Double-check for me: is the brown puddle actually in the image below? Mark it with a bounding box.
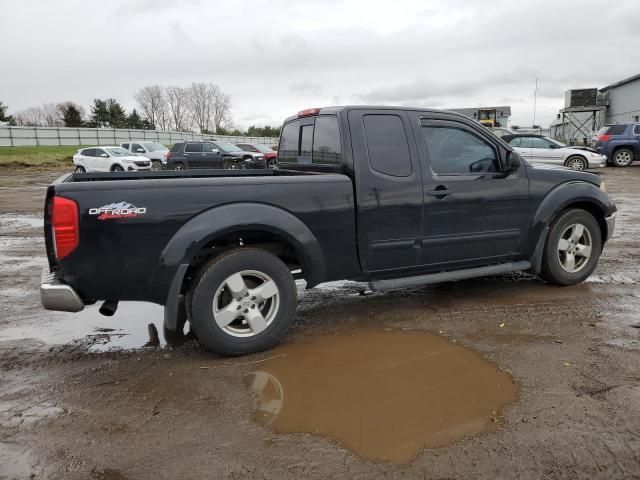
[246,330,518,464]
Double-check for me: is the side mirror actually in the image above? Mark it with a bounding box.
[505,151,521,171]
[212,148,220,154]
[136,148,145,153]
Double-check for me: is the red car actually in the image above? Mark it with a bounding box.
[236,143,278,169]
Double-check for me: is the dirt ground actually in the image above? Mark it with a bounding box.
[1,167,640,479]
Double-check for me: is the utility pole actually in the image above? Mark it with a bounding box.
[533,78,538,127]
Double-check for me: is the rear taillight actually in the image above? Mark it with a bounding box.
[598,134,611,142]
[52,196,79,259]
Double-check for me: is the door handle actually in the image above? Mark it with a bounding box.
[426,186,451,198]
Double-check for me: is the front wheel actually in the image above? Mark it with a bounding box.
[188,248,297,356]
[74,165,86,173]
[612,148,634,167]
[224,159,241,170]
[565,156,587,171]
[540,209,602,286]
[112,165,124,172]
[151,160,163,171]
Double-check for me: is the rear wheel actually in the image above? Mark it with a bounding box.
[268,158,278,170]
[565,156,587,171]
[111,164,124,172]
[612,148,634,167]
[188,248,297,356]
[540,209,602,286]
[173,162,185,171]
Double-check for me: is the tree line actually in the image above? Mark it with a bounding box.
[0,83,281,137]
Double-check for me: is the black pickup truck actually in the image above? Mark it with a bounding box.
[41,106,616,355]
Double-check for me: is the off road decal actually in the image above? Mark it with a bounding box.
[88,202,147,220]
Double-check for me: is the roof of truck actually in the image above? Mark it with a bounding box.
[283,105,472,124]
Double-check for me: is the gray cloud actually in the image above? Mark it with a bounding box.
[1,0,638,128]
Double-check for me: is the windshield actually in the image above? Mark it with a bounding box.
[253,144,275,153]
[106,147,132,157]
[214,142,243,153]
[544,136,566,147]
[142,142,167,152]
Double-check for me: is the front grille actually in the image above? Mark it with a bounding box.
[134,161,150,167]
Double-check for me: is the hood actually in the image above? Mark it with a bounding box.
[526,162,601,186]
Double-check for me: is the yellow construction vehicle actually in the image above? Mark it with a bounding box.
[477,108,501,128]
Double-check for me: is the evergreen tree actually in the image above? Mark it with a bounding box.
[89,99,110,127]
[107,98,127,128]
[0,101,8,121]
[126,109,144,129]
[61,104,83,127]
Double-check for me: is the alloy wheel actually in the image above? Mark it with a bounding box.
[557,223,592,273]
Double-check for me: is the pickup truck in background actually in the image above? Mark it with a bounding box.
[121,141,169,171]
[41,106,616,355]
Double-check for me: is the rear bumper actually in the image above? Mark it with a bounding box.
[40,269,84,312]
[605,213,616,241]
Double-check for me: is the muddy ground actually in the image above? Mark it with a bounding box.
[1,167,639,479]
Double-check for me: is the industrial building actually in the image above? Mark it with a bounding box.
[550,73,640,145]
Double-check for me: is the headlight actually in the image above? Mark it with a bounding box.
[600,181,606,192]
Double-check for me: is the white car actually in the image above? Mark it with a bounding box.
[503,134,607,170]
[73,146,152,173]
[120,141,169,171]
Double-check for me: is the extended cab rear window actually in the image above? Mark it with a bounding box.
[278,116,342,165]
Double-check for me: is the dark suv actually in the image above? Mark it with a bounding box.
[166,140,266,170]
[595,123,640,167]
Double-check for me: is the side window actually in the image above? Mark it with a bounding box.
[519,137,533,148]
[634,125,640,135]
[185,143,203,153]
[132,143,144,152]
[422,126,498,175]
[299,125,313,156]
[363,114,412,177]
[122,143,129,150]
[312,116,341,164]
[508,137,522,147]
[278,120,300,163]
[530,137,550,149]
[202,143,215,153]
[81,148,94,156]
[95,149,107,157]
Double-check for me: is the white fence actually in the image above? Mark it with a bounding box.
[0,126,278,147]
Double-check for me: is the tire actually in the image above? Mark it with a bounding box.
[565,156,587,171]
[112,164,124,172]
[188,248,297,356]
[612,148,634,167]
[151,160,163,171]
[268,159,278,170]
[173,162,185,171]
[540,208,602,286]
[74,165,86,173]
[224,159,240,170]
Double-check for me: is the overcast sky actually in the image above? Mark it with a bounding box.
[1,0,639,128]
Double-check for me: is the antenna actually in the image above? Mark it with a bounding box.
[533,78,538,126]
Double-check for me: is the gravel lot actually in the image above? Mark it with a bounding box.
[1,167,639,479]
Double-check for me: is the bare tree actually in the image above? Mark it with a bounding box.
[186,83,232,133]
[14,107,45,126]
[165,86,190,132]
[134,85,169,130]
[41,103,62,126]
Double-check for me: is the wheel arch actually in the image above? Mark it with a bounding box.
[160,202,326,288]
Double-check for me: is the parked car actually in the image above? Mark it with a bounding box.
[120,141,169,171]
[595,123,640,167]
[501,134,607,170]
[236,143,278,169]
[41,106,615,356]
[166,140,266,170]
[487,127,515,138]
[72,146,151,173]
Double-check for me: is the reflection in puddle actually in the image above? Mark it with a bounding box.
[247,330,518,464]
[0,302,195,352]
[0,441,33,479]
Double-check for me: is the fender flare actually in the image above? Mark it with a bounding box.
[527,181,613,272]
[160,202,326,286]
